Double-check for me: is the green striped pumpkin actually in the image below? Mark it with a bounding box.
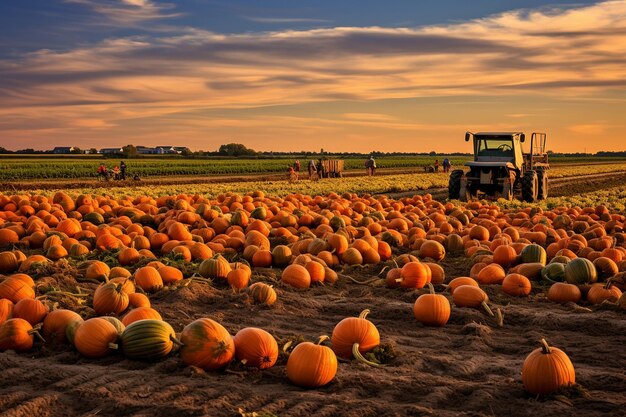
[198,255,231,280]
[541,263,566,284]
[250,206,267,220]
[121,319,178,360]
[549,256,571,265]
[564,258,597,285]
[520,244,547,265]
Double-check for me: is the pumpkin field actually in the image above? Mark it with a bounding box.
[1,176,625,417]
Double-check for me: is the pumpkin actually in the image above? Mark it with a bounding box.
[476,263,506,285]
[305,261,326,283]
[85,261,110,281]
[157,266,183,284]
[0,251,19,273]
[447,277,478,295]
[501,274,531,297]
[134,266,164,293]
[198,255,232,280]
[565,258,597,285]
[252,250,273,267]
[12,298,49,325]
[248,282,277,305]
[234,327,278,369]
[0,299,13,326]
[492,245,517,268]
[121,319,180,360]
[286,336,337,388]
[547,282,582,304]
[73,317,119,358]
[93,282,129,315]
[0,277,35,303]
[418,240,445,261]
[522,339,575,395]
[0,318,43,352]
[128,292,151,309]
[121,307,162,326]
[452,285,494,316]
[271,245,292,267]
[331,309,380,366]
[541,263,566,284]
[425,263,445,285]
[42,309,83,344]
[281,264,311,289]
[100,316,126,335]
[592,257,618,280]
[227,268,250,290]
[520,244,547,265]
[586,280,622,304]
[180,318,235,371]
[385,267,402,288]
[399,262,431,289]
[413,283,450,326]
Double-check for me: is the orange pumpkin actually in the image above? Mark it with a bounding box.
[281,264,311,289]
[501,273,532,297]
[286,336,337,387]
[42,309,83,344]
[93,282,129,315]
[121,307,162,326]
[522,339,575,394]
[0,318,41,352]
[128,292,151,309]
[413,283,450,327]
[180,318,235,371]
[73,317,119,358]
[399,262,431,289]
[248,282,277,305]
[134,266,164,293]
[452,285,494,316]
[234,327,278,369]
[12,298,49,325]
[331,309,380,366]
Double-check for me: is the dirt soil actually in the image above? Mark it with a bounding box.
[1,256,624,417]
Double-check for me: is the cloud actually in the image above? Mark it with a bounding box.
[1,1,625,151]
[568,124,607,134]
[244,17,332,24]
[65,0,180,25]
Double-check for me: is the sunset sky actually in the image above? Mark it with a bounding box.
[0,0,625,153]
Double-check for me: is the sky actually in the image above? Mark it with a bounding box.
[0,0,625,153]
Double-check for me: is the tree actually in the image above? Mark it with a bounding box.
[88,148,98,154]
[218,143,256,157]
[70,147,83,154]
[122,145,137,157]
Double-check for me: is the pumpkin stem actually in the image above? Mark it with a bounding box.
[316,335,330,345]
[539,338,551,354]
[282,340,294,353]
[170,335,184,346]
[378,266,389,276]
[495,308,504,327]
[481,301,495,317]
[352,343,381,367]
[358,309,370,319]
[28,326,46,344]
[108,342,119,350]
[341,274,379,285]
[426,282,435,295]
[604,279,613,290]
[240,359,248,365]
[392,258,399,269]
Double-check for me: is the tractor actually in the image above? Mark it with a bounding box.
[448,131,549,202]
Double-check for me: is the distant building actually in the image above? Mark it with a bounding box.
[136,146,159,155]
[99,147,123,154]
[156,146,190,154]
[53,146,77,154]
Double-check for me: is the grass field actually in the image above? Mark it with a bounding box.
[1,155,624,181]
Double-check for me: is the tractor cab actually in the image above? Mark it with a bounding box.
[449,131,549,202]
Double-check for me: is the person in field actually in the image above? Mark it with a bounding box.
[120,161,127,180]
[112,165,121,180]
[434,159,439,172]
[294,160,301,172]
[288,166,298,182]
[97,163,109,180]
[308,159,317,179]
[365,156,376,176]
[443,158,451,173]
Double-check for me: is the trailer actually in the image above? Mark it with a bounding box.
[318,159,344,178]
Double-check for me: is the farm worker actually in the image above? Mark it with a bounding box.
[112,165,121,180]
[443,158,451,173]
[294,160,301,172]
[308,159,317,179]
[120,161,127,180]
[317,159,325,178]
[434,159,439,172]
[97,163,108,179]
[366,156,376,176]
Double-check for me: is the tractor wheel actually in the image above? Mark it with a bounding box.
[522,170,538,202]
[448,170,464,200]
[537,169,548,200]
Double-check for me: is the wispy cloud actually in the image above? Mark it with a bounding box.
[65,0,180,24]
[1,1,625,151]
[244,16,332,24]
